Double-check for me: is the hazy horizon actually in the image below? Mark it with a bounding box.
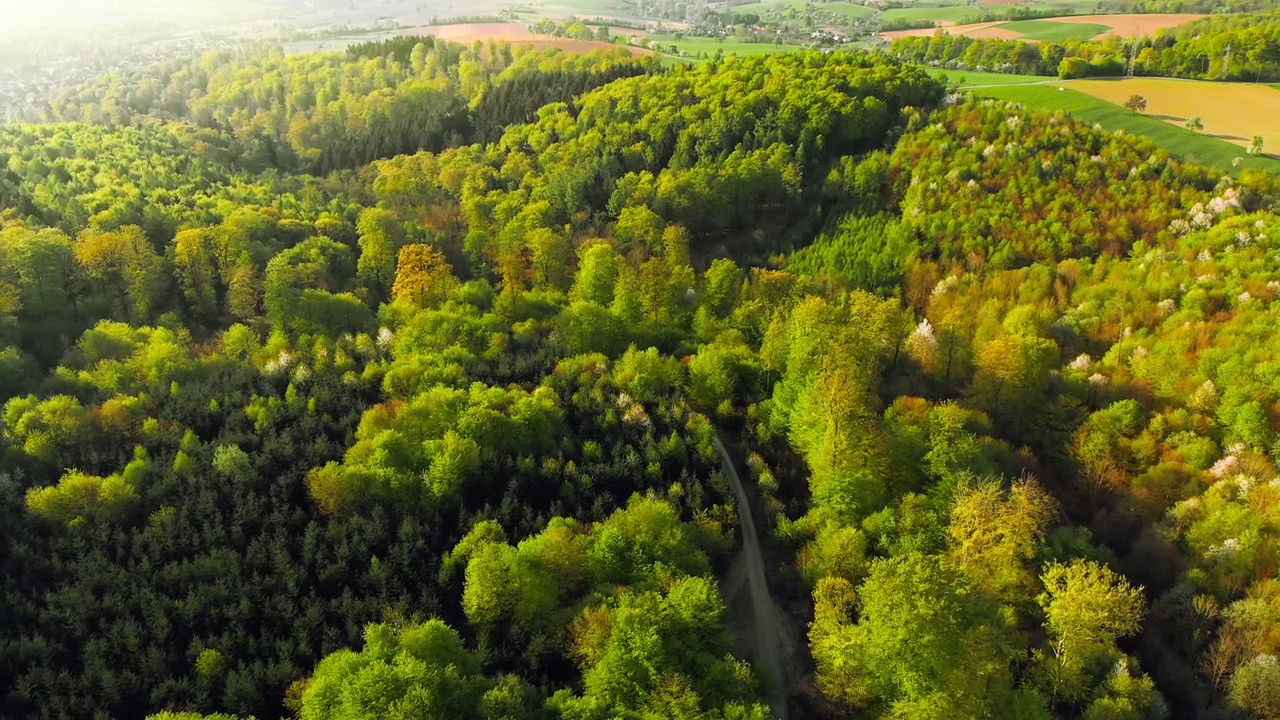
[0,0,514,47]
[0,0,282,45]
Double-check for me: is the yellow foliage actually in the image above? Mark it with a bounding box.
[391,243,455,307]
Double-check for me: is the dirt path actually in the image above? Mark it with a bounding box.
[713,431,790,719]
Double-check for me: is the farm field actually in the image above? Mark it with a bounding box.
[882,12,1205,40]
[879,6,988,24]
[1044,12,1206,37]
[525,0,631,17]
[1066,77,1280,154]
[978,83,1280,174]
[998,18,1110,41]
[642,35,805,58]
[408,22,651,54]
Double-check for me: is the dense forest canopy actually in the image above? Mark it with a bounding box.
[2,34,1280,720]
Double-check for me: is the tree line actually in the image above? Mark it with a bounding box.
[893,11,1280,82]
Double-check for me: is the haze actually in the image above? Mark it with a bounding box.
[0,0,277,41]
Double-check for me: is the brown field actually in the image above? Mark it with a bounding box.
[1066,78,1280,151]
[1049,13,1205,38]
[407,23,651,54]
[882,12,1204,41]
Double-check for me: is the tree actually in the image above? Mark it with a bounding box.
[356,208,404,305]
[571,243,620,305]
[73,225,163,323]
[264,236,356,333]
[701,257,741,318]
[1229,655,1280,719]
[0,227,82,358]
[225,264,262,320]
[1248,135,1265,156]
[391,243,455,307]
[171,228,220,324]
[1039,560,1145,699]
[813,552,1023,716]
[947,478,1055,604]
[526,227,571,291]
[298,620,500,720]
[26,468,139,525]
[1184,116,1203,131]
[1123,94,1147,113]
[558,301,625,357]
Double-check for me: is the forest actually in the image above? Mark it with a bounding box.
[891,11,1280,81]
[2,33,1280,720]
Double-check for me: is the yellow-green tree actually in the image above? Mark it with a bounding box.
[391,243,455,307]
[355,208,404,305]
[73,225,163,323]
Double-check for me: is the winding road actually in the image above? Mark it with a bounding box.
[713,431,790,719]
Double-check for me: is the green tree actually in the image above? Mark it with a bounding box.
[1229,654,1280,720]
[813,552,1024,716]
[1039,560,1145,699]
[571,243,620,306]
[73,225,162,323]
[356,208,404,305]
[172,228,220,324]
[299,620,500,720]
[947,478,1055,604]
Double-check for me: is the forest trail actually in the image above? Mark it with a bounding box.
[713,431,791,720]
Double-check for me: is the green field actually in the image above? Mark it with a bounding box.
[812,2,878,17]
[1035,0,1109,9]
[879,6,983,23]
[643,35,804,58]
[925,68,1052,87]
[997,19,1110,41]
[978,84,1280,174]
[733,0,876,16]
[530,0,630,14]
[730,0,808,11]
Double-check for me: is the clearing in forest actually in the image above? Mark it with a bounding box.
[1065,77,1280,154]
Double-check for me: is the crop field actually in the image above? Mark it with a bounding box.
[1065,78,1280,154]
[1043,12,1206,37]
[409,22,652,54]
[998,19,1110,41]
[977,83,1280,174]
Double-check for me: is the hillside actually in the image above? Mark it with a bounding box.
[1,38,1280,720]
